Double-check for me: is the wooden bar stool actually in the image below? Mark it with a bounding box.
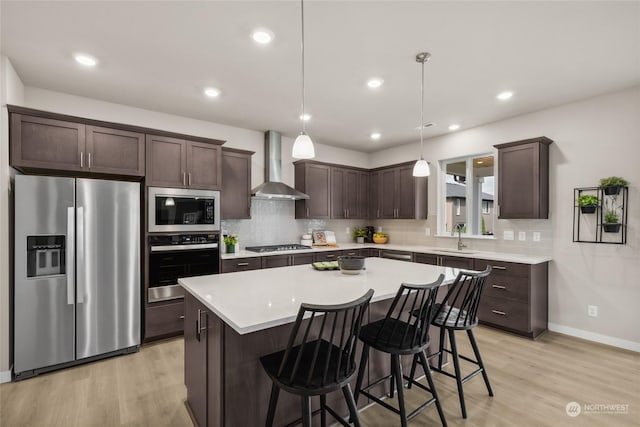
[353,275,447,427]
[260,289,374,427]
[409,266,494,419]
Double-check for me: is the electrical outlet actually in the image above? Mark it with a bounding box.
[519,231,526,241]
[588,305,598,317]
[425,227,431,236]
[346,227,351,234]
[378,226,383,233]
[503,230,514,240]
[533,232,541,242]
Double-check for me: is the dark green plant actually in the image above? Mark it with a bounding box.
[599,176,628,188]
[603,209,619,223]
[223,234,238,245]
[353,228,368,238]
[577,194,599,207]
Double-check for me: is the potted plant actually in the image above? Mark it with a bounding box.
[599,176,628,196]
[353,228,367,244]
[602,209,621,233]
[577,194,599,214]
[373,232,388,244]
[223,234,239,253]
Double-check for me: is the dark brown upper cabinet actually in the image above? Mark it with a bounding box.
[10,113,145,177]
[330,167,359,219]
[372,162,427,219]
[495,137,553,219]
[146,135,222,190]
[221,148,254,219]
[294,162,331,219]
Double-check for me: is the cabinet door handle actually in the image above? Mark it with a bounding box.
[88,152,91,169]
[182,172,186,186]
[80,152,84,168]
[326,254,335,258]
[179,315,185,320]
[196,308,207,341]
[492,265,507,270]
[492,284,506,290]
[237,262,249,266]
[188,172,192,186]
[491,310,506,316]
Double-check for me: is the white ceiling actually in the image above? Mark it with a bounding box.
[2,1,639,152]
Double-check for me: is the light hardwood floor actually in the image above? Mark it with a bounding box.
[1,326,638,426]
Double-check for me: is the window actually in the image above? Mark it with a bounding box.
[440,154,495,236]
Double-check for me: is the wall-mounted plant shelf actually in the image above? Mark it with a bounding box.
[573,186,628,244]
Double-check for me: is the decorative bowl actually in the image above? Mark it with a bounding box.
[373,235,388,244]
[338,256,365,275]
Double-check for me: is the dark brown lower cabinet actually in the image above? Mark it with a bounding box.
[474,258,548,338]
[261,253,314,269]
[440,255,474,270]
[221,257,262,273]
[145,301,184,340]
[312,250,342,262]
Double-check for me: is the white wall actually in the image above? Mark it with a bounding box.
[372,86,640,350]
[0,56,25,380]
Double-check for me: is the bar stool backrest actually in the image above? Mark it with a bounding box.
[375,274,445,350]
[435,267,492,328]
[277,289,374,389]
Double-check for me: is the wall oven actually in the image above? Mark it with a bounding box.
[148,234,220,303]
[148,187,220,233]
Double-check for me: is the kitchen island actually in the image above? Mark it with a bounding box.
[179,257,459,427]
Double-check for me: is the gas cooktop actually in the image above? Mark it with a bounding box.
[245,244,312,253]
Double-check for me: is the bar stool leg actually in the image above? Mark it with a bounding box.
[389,354,396,398]
[467,329,494,396]
[448,329,467,419]
[391,355,408,427]
[354,343,369,405]
[301,396,312,427]
[342,383,361,427]
[320,394,327,427]
[407,354,419,389]
[419,351,447,427]
[265,383,279,427]
[438,326,446,370]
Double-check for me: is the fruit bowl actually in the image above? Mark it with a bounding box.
[338,256,365,275]
[373,235,388,244]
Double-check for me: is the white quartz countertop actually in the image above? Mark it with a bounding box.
[221,242,552,265]
[179,257,459,335]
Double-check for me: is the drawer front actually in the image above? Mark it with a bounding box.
[291,253,314,265]
[484,275,529,303]
[413,253,438,265]
[341,249,362,257]
[361,248,379,257]
[441,256,474,270]
[145,301,184,340]
[478,295,530,332]
[262,255,290,269]
[313,251,341,262]
[379,250,413,262]
[222,257,262,273]
[474,258,530,278]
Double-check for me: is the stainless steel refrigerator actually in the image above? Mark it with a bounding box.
[14,175,140,379]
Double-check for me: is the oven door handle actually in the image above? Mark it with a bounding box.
[151,243,219,252]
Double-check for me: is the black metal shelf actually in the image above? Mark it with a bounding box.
[573,186,628,244]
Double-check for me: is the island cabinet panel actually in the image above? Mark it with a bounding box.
[474,258,548,338]
[294,162,331,219]
[221,257,262,273]
[221,148,253,219]
[495,136,552,219]
[85,126,145,176]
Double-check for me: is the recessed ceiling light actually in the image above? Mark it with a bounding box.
[252,29,274,44]
[448,124,460,131]
[496,91,514,100]
[370,132,381,140]
[476,160,484,164]
[74,54,97,67]
[367,78,384,89]
[204,87,221,98]
[299,114,311,121]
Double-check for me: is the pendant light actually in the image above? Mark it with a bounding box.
[412,52,431,177]
[291,0,315,159]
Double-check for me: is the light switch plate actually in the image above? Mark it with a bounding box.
[503,230,514,240]
[533,232,541,242]
[519,231,526,241]
[425,227,431,236]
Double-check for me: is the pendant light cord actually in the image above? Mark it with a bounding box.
[420,55,424,159]
[300,0,306,134]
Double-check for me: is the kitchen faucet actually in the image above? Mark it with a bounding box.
[455,223,467,251]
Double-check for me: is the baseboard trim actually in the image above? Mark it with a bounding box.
[548,323,640,352]
[0,369,11,384]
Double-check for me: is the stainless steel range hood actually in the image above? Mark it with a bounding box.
[251,131,310,200]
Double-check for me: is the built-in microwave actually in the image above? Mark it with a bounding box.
[148,187,220,233]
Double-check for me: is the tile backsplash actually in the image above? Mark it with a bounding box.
[223,199,553,256]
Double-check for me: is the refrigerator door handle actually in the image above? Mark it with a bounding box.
[76,206,85,304]
[66,207,75,305]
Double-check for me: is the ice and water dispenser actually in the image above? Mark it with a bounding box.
[26,236,66,278]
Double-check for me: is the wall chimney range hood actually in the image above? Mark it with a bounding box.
[251,131,310,200]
